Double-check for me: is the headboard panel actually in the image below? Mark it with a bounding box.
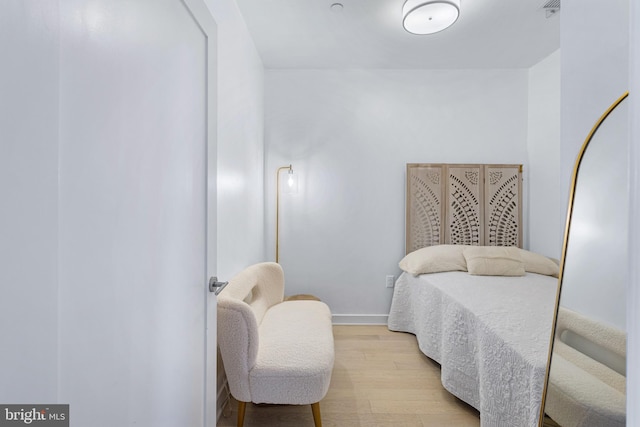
[406,163,522,254]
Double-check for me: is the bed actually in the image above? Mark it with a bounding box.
[388,266,557,426]
[388,163,560,426]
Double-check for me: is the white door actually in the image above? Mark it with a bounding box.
[57,1,217,426]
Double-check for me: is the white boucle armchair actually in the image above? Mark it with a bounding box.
[217,262,334,427]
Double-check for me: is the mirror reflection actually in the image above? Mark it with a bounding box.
[541,93,628,427]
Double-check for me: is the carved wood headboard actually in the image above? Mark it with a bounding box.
[406,163,523,254]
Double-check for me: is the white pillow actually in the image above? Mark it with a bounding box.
[517,248,560,277]
[399,244,469,275]
[463,246,525,276]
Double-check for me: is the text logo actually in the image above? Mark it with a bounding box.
[0,405,68,427]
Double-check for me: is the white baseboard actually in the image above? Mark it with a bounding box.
[332,314,389,325]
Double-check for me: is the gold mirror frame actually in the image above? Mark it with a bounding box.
[538,91,629,426]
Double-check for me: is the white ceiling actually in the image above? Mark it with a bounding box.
[235,0,560,69]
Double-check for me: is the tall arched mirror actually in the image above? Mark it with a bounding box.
[540,92,629,427]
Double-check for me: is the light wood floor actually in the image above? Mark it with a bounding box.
[217,325,480,427]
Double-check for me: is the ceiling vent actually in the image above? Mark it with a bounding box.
[542,0,560,18]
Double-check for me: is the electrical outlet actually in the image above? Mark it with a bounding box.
[386,275,395,288]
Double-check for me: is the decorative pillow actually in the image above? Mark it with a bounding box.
[399,244,468,275]
[517,248,560,277]
[463,246,525,276]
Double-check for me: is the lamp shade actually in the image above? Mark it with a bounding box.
[402,0,460,35]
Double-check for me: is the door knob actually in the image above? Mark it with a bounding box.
[209,277,228,295]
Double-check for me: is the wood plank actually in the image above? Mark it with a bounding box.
[217,325,480,427]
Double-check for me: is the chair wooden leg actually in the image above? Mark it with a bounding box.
[311,402,322,427]
[237,401,247,427]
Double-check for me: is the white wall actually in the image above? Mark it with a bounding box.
[0,0,59,402]
[527,50,562,260]
[206,0,265,281]
[265,69,530,320]
[560,0,629,208]
[627,0,640,423]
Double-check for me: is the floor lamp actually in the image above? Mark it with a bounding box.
[276,164,297,263]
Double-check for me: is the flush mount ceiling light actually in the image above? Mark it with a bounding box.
[402,0,460,35]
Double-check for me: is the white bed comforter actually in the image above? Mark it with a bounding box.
[387,271,557,427]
